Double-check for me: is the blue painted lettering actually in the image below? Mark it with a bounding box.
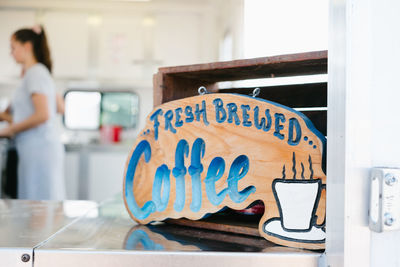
[288,118,302,146]
[172,140,189,212]
[274,113,286,140]
[126,139,256,219]
[195,100,209,125]
[227,103,240,125]
[188,138,205,212]
[253,106,272,132]
[185,106,194,123]
[175,108,183,127]
[152,164,170,212]
[125,140,156,219]
[164,110,176,134]
[227,155,256,203]
[150,109,163,140]
[240,105,252,127]
[204,157,228,206]
[212,98,227,123]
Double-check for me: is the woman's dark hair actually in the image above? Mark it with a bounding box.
[13,25,52,73]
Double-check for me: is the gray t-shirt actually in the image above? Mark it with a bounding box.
[11,63,59,144]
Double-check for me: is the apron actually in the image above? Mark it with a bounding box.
[16,138,65,200]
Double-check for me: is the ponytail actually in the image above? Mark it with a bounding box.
[13,25,52,73]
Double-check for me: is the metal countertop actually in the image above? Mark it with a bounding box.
[0,195,323,267]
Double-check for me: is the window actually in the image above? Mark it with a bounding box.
[64,90,139,130]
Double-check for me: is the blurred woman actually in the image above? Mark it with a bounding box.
[0,25,65,200]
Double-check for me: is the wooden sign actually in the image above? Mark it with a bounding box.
[123,93,326,250]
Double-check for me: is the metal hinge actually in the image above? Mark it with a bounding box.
[369,168,400,232]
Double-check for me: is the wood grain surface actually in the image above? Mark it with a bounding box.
[123,93,326,250]
[153,50,327,106]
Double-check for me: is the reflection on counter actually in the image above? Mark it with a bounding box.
[124,224,272,252]
[34,194,316,253]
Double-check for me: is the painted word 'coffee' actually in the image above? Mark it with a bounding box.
[125,137,256,220]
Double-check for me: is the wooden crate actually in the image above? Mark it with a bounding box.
[153,50,327,135]
[152,50,328,240]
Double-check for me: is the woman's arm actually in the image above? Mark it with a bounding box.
[0,93,49,137]
[56,92,65,114]
[0,106,12,123]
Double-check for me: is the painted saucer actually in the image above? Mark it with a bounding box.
[263,218,325,243]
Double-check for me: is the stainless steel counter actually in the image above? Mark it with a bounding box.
[0,199,97,266]
[0,195,323,266]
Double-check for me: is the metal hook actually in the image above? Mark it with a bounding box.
[198,86,208,95]
[252,87,260,98]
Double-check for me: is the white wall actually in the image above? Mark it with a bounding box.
[244,0,328,58]
[0,10,36,78]
[214,0,245,61]
[0,10,36,102]
[369,0,400,265]
[328,0,400,266]
[43,11,90,79]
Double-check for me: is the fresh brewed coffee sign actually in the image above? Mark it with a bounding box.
[123,93,326,250]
